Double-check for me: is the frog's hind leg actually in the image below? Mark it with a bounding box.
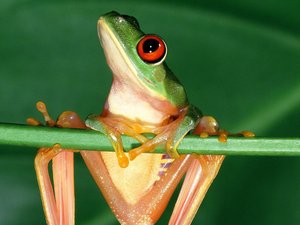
[34,145,75,225]
[169,115,254,224]
[34,145,63,225]
[52,149,75,225]
[34,144,75,225]
[169,155,224,225]
[30,101,84,225]
[168,116,224,225]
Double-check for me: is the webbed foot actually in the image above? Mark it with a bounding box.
[196,116,255,142]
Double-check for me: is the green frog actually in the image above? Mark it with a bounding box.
[32,11,253,225]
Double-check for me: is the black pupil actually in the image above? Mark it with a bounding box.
[143,38,160,53]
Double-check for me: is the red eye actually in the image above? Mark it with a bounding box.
[137,35,166,64]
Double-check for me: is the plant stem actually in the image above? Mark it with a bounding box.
[0,123,300,156]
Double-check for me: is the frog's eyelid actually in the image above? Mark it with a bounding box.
[121,15,140,29]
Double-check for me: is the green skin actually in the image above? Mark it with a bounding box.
[85,11,203,161]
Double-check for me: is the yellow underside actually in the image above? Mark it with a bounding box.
[101,152,164,204]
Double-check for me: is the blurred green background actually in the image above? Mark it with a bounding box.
[1,0,300,224]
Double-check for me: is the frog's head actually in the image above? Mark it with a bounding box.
[98,11,187,108]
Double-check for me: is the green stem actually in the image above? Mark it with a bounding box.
[0,123,300,156]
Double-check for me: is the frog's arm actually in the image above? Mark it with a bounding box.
[127,105,202,160]
[85,114,149,167]
[85,115,129,167]
[86,105,202,164]
[165,105,202,158]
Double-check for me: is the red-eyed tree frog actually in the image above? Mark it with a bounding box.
[30,11,253,225]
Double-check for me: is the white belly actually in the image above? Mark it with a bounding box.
[107,82,167,125]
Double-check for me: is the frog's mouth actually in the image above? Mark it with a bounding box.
[97,17,140,86]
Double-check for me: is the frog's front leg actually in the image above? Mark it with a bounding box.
[85,114,149,167]
[128,105,202,160]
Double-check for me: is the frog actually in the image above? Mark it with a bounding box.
[30,11,253,225]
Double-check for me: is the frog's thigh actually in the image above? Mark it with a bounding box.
[34,146,62,225]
